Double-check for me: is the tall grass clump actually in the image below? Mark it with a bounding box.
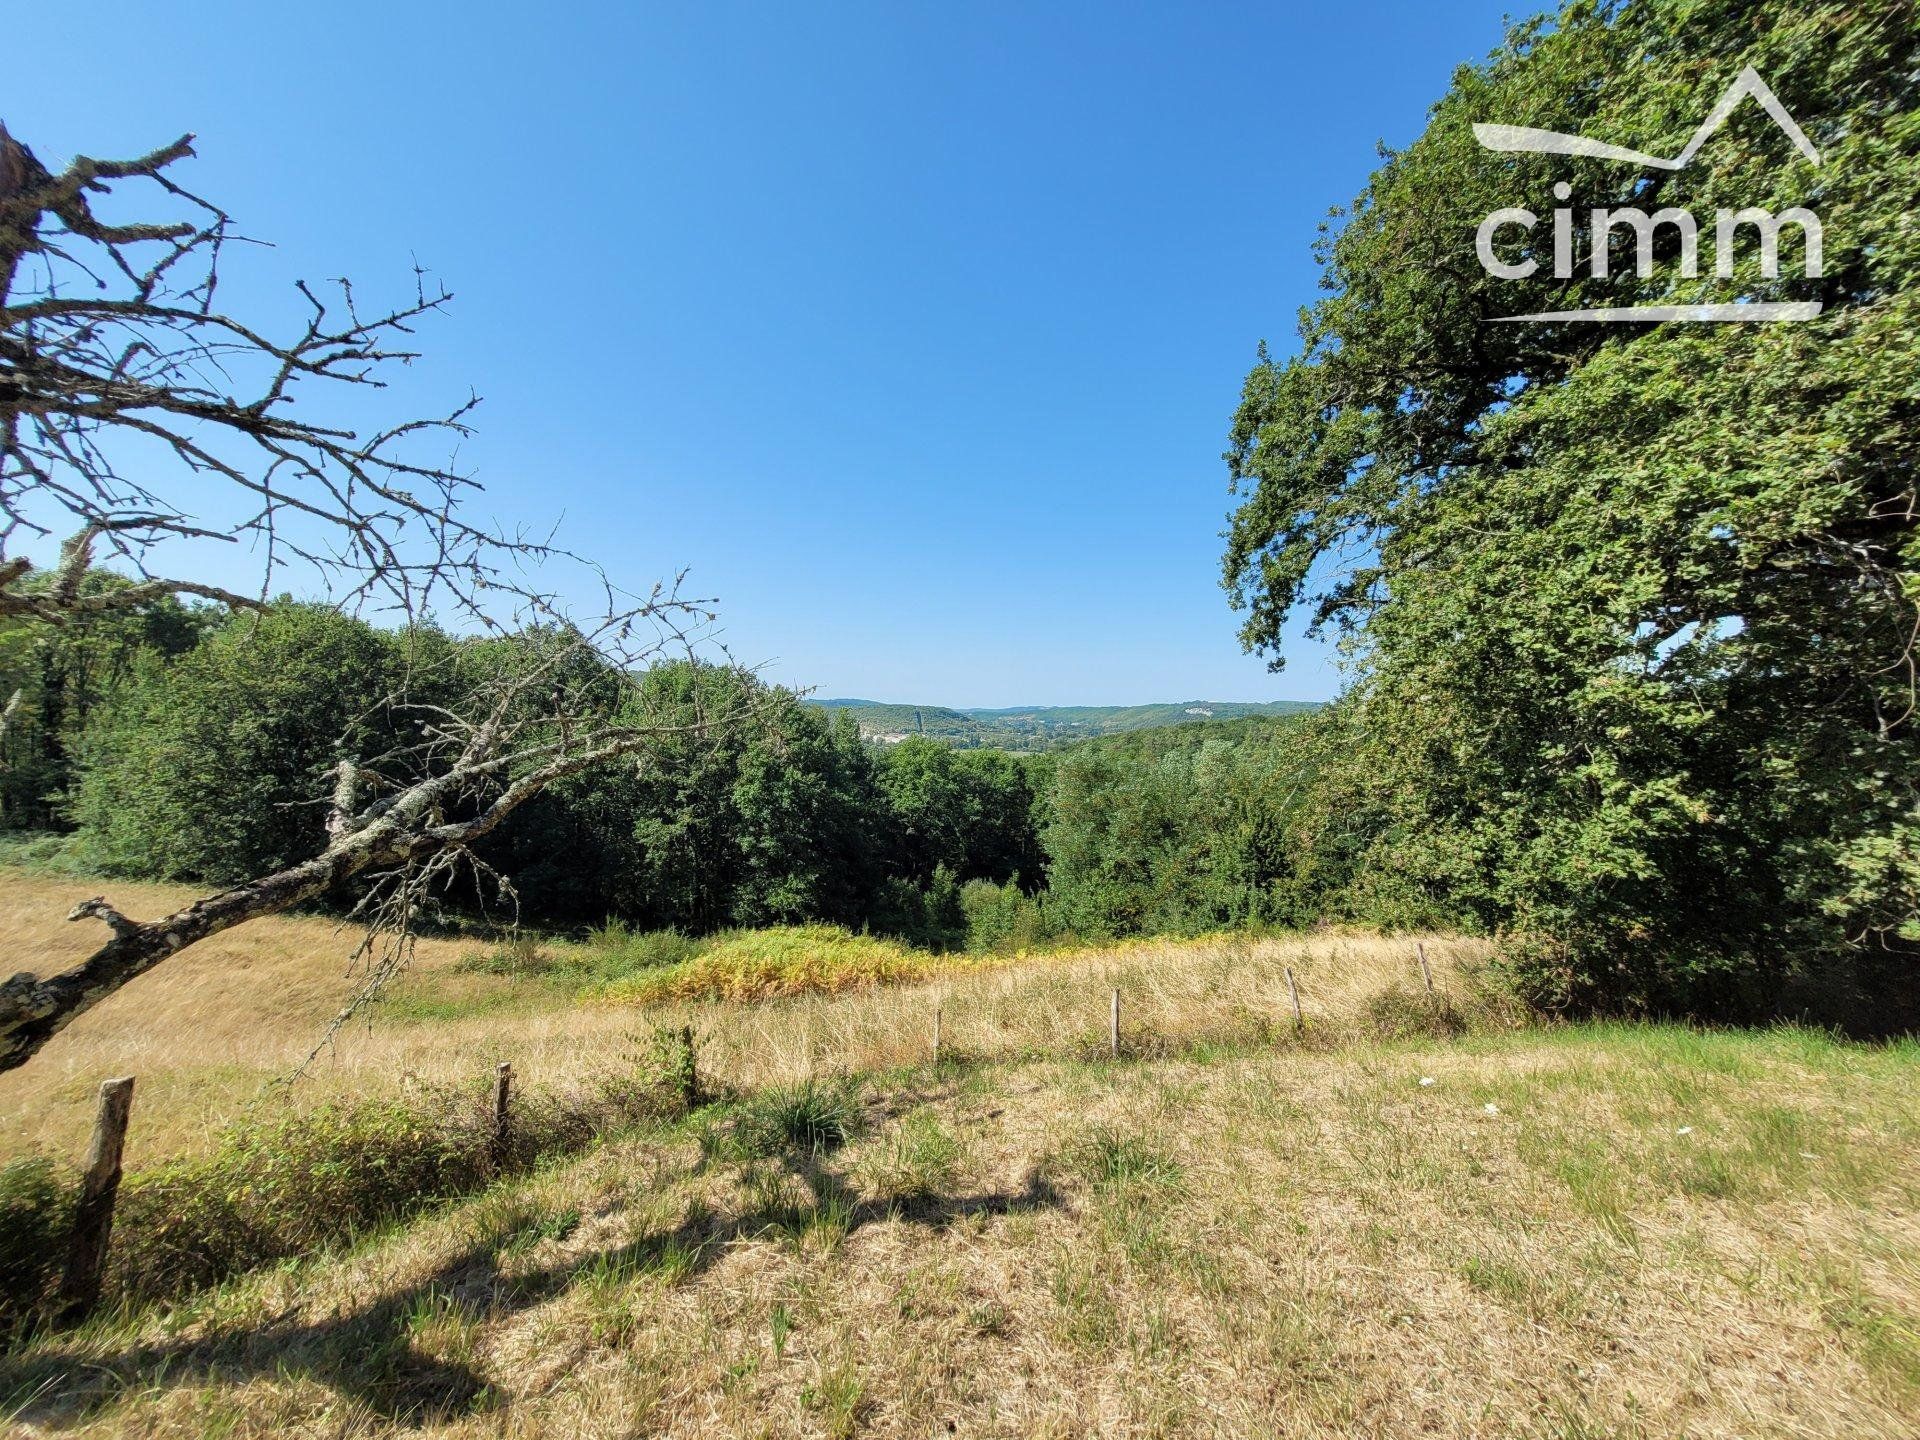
[576,921,703,980]
[704,1079,865,1161]
[103,1095,497,1302]
[458,932,558,978]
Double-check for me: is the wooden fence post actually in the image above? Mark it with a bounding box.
[490,1062,513,1170]
[1417,942,1435,998]
[677,1025,698,1109]
[1286,966,1304,1033]
[1109,987,1121,1060]
[932,1002,943,1065]
[58,1075,134,1322]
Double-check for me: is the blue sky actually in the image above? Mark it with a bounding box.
[12,2,1519,706]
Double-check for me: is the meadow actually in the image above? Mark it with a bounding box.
[2,869,1917,1438]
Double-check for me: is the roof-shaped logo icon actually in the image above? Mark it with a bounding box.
[1474,66,1819,170]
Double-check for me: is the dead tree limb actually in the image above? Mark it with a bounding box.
[0,122,742,1072]
[0,120,548,627]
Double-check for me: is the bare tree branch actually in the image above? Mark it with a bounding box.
[0,120,566,627]
[0,123,737,1070]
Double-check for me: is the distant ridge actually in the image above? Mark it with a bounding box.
[808,698,1320,749]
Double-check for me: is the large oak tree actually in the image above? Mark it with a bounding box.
[1221,0,1917,1016]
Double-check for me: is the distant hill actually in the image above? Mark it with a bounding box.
[810,698,1321,749]
[810,701,983,744]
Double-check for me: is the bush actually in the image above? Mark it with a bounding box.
[960,878,1062,953]
[868,869,968,952]
[603,925,937,1003]
[0,1155,74,1333]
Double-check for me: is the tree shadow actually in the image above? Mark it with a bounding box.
[0,1160,1066,1430]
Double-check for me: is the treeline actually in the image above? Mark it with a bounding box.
[7,556,1912,1035]
[1,593,1353,953]
[4,601,1028,946]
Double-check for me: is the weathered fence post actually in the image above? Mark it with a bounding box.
[1417,942,1435,998]
[490,1062,513,1170]
[58,1075,134,1322]
[932,1002,943,1065]
[1285,966,1304,1033]
[1109,987,1121,1060]
[677,1025,699,1109]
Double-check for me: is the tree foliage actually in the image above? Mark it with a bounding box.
[1221,0,1918,1015]
[66,613,1057,949]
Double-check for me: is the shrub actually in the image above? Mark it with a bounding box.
[866,869,968,952]
[0,1155,74,1333]
[960,878,1062,953]
[708,1079,864,1160]
[603,925,935,1003]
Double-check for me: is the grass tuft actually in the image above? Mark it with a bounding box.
[703,1078,866,1163]
[859,1110,962,1204]
[1073,1127,1182,1190]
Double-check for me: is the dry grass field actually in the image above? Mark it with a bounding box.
[0,871,1493,1165]
[3,868,1918,1439]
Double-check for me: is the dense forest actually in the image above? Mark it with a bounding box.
[0,592,1340,954]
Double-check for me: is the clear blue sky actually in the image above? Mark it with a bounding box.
[14,2,1519,706]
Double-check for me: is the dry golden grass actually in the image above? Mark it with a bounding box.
[6,1030,1918,1438]
[4,867,1917,1438]
[0,870,477,1163]
[0,868,1491,1164]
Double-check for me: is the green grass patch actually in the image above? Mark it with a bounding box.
[858,1110,962,1203]
[1073,1127,1182,1191]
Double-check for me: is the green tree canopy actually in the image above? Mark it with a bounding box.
[74,606,461,882]
[1222,0,1918,1015]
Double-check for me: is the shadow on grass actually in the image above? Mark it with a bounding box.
[1,1163,1065,1430]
